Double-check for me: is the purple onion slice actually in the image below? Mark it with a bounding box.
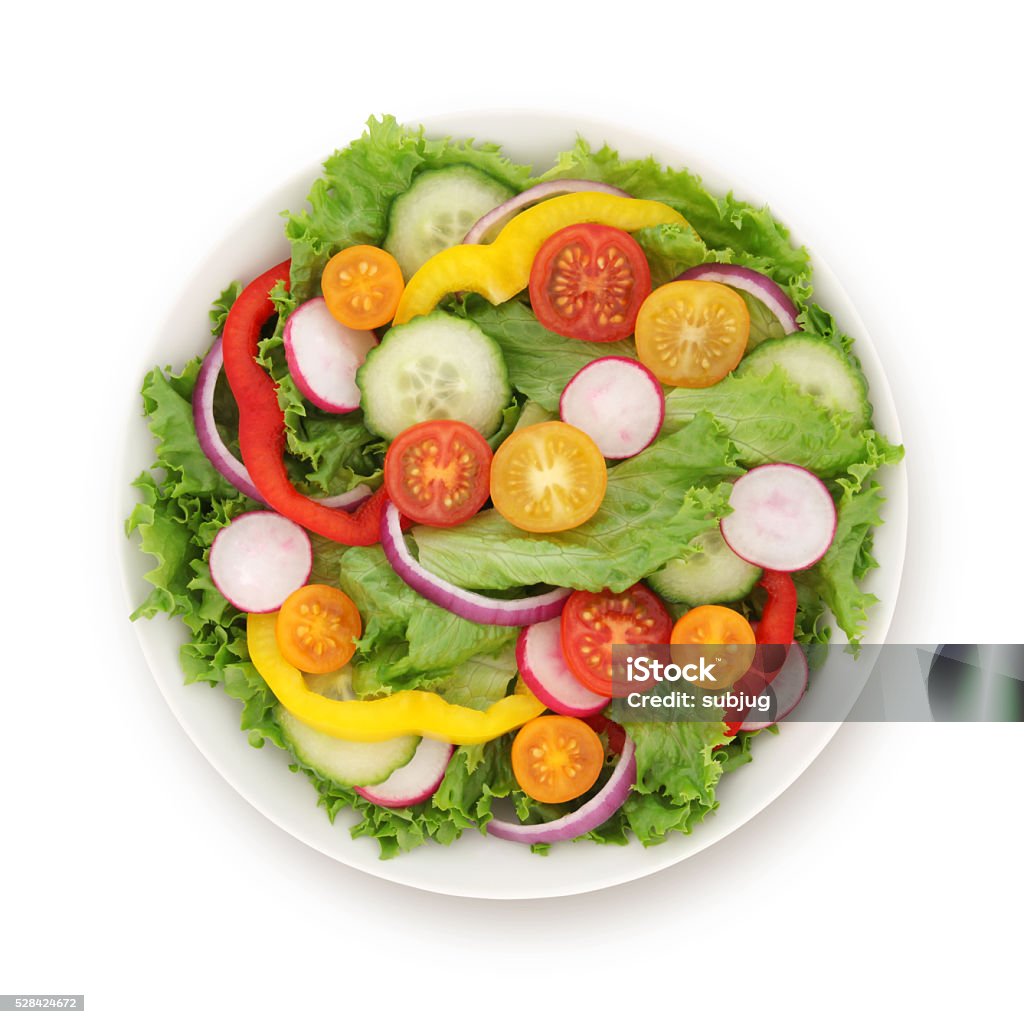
[193,337,265,502]
[676,263,800,334]
[486,736,637,844]
[464,179,631,245]
[380,501,570,627]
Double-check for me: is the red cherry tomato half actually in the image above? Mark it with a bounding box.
[561,583,673,697]
[383,419,492,527]
[528,223,652,343]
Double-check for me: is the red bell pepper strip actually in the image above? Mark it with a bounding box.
[221,260,386,546]
[753,570,798,668]
[724,571,798,735]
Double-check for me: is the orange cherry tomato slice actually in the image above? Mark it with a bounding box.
[511,715,605,803]
[528,223,651,343]
[635,280,750,388]
[275,584,362,674]
[321,245,404,330]
[560,583,673,697]
[490,422,607,533]
[670,604,756,690]
[383,419,492,527]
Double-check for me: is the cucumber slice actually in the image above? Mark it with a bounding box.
[357,311,511,440]
[384,166,513,279]
[646,528,761,605]
[275,707,420,788]
[738,332,871,429]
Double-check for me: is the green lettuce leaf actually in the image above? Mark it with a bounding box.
[798,472,890,644]
[127,359,280,748]
[429,647,518,710]
[540,137,811,295]
[321,544,516,688]
[285,114,535,302]
[413,414,737,592]
[662,365,897,477]
[463,298,637,412]
[208,281,242,335]
[633,222,720,288]
[617,721,730,844]
[140,360,237,500]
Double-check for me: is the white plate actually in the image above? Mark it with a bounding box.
[118,112,907,900]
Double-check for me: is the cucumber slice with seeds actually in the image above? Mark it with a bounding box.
[384,166,513,279]
[275,706,420,788]
[357,311,511,440]
[738,332,871,429]
[646,528,761,605]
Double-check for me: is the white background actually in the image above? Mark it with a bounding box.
[3,1,1022,1020]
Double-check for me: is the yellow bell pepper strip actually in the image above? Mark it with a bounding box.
[248,613,545,743]
[392,192,690,324]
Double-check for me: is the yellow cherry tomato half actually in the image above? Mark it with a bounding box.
[275,584,362,674]
[490,422,608,533]
[670,604,756,690]
[635,280,750,388]
[321,245,404,330]
[511,716,605,803]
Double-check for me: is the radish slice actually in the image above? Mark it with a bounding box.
[209,511,312,612]
[676,263,800,335]
[193,339,372,511]
[720,463,837,571]
[355,738,455,808]
[737,644,809,731]
[464,179,631,245]
[381,502,570,626]
[193,338,265,503]
[517,619,609,716]
[284,298,376,414]
[559,357,665,459]
[487,737,636,844]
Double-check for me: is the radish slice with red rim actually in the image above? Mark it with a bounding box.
[463,179,631,245]
[209,511,312,612]
[676,263,800,335]
[720,463,837,571]
[559,356,665,459]
[486,736,636,844]
[193,338,373,511]
[517,619,610,717]
[284,298,377,414]
[355,738,455,808]
[736,644,809,731]
[381,501,570,626]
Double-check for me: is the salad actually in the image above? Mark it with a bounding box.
[128,115,903,858]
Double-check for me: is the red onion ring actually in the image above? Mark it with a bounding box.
[193,337,265,502]
[486,736,637,844]
[193,338,373,511]
[380,501,571,626]
[676,263,801,334]
[464,179,631,245]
